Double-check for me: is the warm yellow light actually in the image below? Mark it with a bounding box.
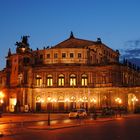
[118,100,122,104]
[90,98,97,103]
[0,99,3,104]
[65,98,70,102]
[47,96,51,101]
[83,96,87,100]
[71,96,75,100]
[21,47,26,52]
[41,99,45,103]
[115,97,122,104]
[132,96,138,102]
[51,98,57,102]
[78,98,84,102]
[10,98,17,106]
[0,91,4,98]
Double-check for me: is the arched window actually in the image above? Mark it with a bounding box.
[47,74,53,86]
[58,74,64,86]
[81,74,88,86]
[70,74,76,86]
[36,74,42,86]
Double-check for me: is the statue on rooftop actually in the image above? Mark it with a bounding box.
[15,35,31,53]
[22,36,30,46]
[15,36,30,47]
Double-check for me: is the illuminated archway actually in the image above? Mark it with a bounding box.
[128,94,138,112]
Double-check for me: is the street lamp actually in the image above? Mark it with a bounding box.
[47,96,52,126]
[131,96,138,102]
[90,98,97,104]
[115,97,122,105]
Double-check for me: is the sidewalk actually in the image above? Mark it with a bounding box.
[0,113,140,137]
[27,113,140,130]
[0,113,68,124]
[25,117,116,131]
[0,112,139,124]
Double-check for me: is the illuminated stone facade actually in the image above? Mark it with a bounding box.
[0,33,140,113]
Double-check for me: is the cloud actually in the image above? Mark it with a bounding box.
[121,39,140,59]
[123,48,140,59]
[124,39,140,48]
[120,39,140,66]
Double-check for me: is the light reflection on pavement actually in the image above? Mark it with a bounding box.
[0,113,139,137]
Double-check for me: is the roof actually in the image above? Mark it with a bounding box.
[52,33,98,49]
[51,32,117,54]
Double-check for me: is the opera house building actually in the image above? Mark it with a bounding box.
[0,33,140,113]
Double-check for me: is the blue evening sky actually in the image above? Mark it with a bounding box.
[0,0,140,69]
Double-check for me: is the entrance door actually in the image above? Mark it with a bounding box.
[70,102,76,111]
[36,102,41,112]
[58,102,64,112]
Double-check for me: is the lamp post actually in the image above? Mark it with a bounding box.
[48,106,50,126]
[47,96,52,126]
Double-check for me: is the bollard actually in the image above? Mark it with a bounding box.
[48,112,50,126]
